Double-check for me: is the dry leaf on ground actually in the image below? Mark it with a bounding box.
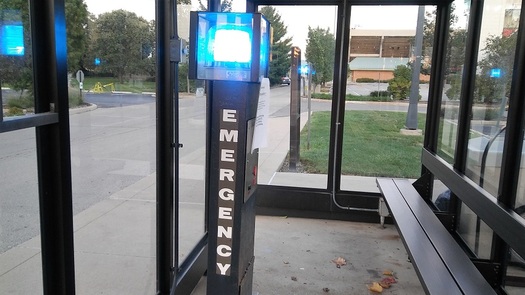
[381,276,397,284]
[383,270,394,276]
[379,276,397,289]
[367,282,383,293]
[331,257,347,268]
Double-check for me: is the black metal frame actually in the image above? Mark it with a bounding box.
[155,0,175,293]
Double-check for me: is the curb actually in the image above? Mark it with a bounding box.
[69,103,97,115]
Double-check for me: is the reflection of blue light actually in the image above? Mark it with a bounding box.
[0,24,24,56]
[95,58,101,65]
[490,68,501,78]
[300,65,309,75]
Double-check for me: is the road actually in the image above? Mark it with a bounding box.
[0,86,427,253]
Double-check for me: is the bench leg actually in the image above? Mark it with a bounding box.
[378,198,389,228]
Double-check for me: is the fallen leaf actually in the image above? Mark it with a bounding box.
[291,276,297,281]
[381,276,397,285]
[383,270,394,276]
[367,282,383,293]
[283,261,289,264]
[322,287,330,292]
[378,281,391,289]
[331,257,347,268]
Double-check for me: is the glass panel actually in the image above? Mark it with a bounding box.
[506,247,525,294]
[465,0,520,195]
[177,4,206,265]
[431,178,451,211]
[178,86,207,263]
[460,0,520,259]
[71,99,157,293]
[73,1,157,292]
[342,5,430,191]
[257,5,335,189]
[516,142,525,217]
[0,2,34,119]
[438,0,470,162]
[0,130,42,293]
[458,203,493,259]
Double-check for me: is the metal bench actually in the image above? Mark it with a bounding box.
[376,178,496,295]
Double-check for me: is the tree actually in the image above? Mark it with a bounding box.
[90,10,154,82]
[197,0,233,11]
[259,6,292,86]
[305,26,335,90]
[423,4,465,75]
[388,65,412,100]
[474,32,517,103]
[65,0,89,72]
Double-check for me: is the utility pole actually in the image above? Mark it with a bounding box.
[406,5,425,130]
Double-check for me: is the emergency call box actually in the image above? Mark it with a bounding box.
[188,12,270,82]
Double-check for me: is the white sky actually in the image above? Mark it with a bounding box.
[84,1,468,52]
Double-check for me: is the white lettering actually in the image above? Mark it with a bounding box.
[219,129,238,142]
[218,188,234,201]
[217,262,231,275]
[217,226,232,239]
[219,169,234,181]
[217,245,232,257]
[218,207,232,220]
[223,109,237,122]
[221,149,235,162]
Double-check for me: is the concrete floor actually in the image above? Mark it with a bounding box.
[192,216,424,295]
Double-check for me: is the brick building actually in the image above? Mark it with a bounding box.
[348,29,430,82]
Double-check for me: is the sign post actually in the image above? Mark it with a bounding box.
[289,46,301,171]
[189,12,270,295]
[75,70,84,101]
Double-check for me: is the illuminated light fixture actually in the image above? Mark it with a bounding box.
[0,23,24,56]
[189,12,270,82]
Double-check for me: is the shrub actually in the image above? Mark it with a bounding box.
[312,93,331,99]
[7,96,33,109]
[6,107,24,116]
[68,88,84,107]
[356,77,376,83]
[369,90,390,97]
[472,107,501,120]
[388,65,411,100]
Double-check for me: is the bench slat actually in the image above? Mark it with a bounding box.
[377,178,462,295]
[392,179,496,295]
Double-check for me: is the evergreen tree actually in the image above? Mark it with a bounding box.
[259,6,292,86]
[388,65,412,100]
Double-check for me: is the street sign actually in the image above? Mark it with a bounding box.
[75,70,84,83]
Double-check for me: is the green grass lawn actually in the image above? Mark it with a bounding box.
[300,110,425,178]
